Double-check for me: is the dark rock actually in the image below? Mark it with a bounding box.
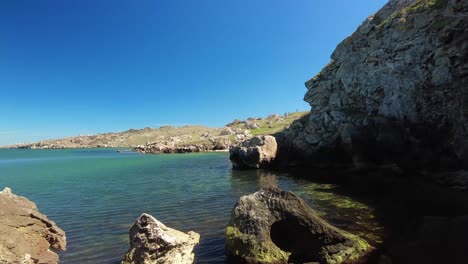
[279,0,468,171]
[226,188,372,264]
[390,215,468,264]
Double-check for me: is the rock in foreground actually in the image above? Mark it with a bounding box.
[226,188,372,264]
[229,135,278,169]
[0,187,66,264]
[122,213,200,264]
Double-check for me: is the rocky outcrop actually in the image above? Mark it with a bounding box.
[225,188,372,264]
[0,187,66,264]
[134,143,210,154]
[280,0,468,170]
[229,135,278,169]
[122,213,200,264]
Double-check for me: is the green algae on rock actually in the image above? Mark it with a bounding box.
[225,188,373,264]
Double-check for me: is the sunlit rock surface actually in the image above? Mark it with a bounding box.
[122,213,199,264]
[229,135,278,169]
[0,187,66,264]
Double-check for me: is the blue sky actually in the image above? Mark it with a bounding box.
[0,0,387,145]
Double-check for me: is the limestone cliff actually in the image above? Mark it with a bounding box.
[281,0,468,170]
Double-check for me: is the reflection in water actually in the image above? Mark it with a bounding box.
[229,169,279,197]
[292,182,384,245]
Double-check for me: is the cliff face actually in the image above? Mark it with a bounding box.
[284,0,468,170]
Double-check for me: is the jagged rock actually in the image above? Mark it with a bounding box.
[280,0,468,170]
[0,187,66,264]
[229,135,277,169]
[122,213,200,264]
[226,188,372,264]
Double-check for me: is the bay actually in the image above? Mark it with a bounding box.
[0,149,382,263]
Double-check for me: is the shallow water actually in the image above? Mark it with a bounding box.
[0,149,383,263]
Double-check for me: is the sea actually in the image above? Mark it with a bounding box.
[0,148,383,263]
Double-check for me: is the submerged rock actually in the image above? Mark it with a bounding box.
[122,213,200,264]
[226,188,372,264]
[0,187,66,264]
[229,135,278,169]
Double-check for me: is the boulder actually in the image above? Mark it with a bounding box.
[226,188,372,264]
[246,122,260,129]
[0,187,66,264]
[122,213,200,264]
[220,127,235,136]
[229,135,278,169]
[213,139,230,150]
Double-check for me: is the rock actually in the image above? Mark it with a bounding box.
[226,188,372,264]
[0,187,66,264]
[213,139,230,150]
[246,122,260,129]
[220,127,235,136]
[280,0,468,170]
[229,135,278,169]
[122,213,200,264]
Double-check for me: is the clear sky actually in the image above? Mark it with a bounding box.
[0,0,387,145]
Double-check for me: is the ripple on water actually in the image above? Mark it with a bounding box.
[0,149,384,263]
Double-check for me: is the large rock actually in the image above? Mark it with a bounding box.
[229,135,278,169]
[280,0,468,170]
[0,187,66,264]
[121,213,200,264]
[225,188,372,264]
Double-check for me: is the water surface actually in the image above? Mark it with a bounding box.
[0,149,383,263]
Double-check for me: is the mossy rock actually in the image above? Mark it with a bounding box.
[225,188,373,264]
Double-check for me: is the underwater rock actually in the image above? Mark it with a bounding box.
[225,187,372,264]
[122,213,200,264]
[229,135,278,169]
[0,187,66,264]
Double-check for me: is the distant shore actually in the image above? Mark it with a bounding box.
[3,112,308,152]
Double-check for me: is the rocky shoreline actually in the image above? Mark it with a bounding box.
[2,0,467,263]
[4,112,307,152]
[226,0,468,263]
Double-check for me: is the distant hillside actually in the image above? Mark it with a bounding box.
[4,111,308,150]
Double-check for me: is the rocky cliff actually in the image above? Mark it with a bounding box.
[280,0,468,170]
[0,187,66,264]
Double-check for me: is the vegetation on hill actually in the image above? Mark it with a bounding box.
[4,111,309,150]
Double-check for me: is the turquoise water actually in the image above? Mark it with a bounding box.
[0,149,383,263]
